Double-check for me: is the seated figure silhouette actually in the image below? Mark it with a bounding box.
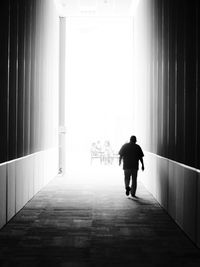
[90,141,103,164]
[103,140,114,165]
[119,136,144,197]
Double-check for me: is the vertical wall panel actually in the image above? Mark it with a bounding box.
[162,0,169,158]
[0,1,9,163]
[34,0,40,153]
[167,161,176,218]
[182,168,197,241]
[184,2,197,167]
[28,155,34,200]
[197,173,200,247]
[157,0,163,155]
[30,0,36,154]
[0,164,7,228]
[134,0,200,169]
[152,0,158,155]
[17,0,25,158]
[195,0,199,240]
[174,164,184,228]
[196,0,200,169]
[24,0,32,156]
[8,0,18,160]
[149,1,154,152]
[156,157,169,210]
[7,161,16,221]
[15,160,24,212]
[168,0,176,161]
[176,2,185,164]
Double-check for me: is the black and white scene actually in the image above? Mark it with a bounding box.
[0,0,200,266]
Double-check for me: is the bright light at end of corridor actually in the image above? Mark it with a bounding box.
[65,17,134,172]
[54,0,141,17]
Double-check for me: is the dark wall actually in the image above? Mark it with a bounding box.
[0,0,59,164]
[134,0,200,169]
[0,1,9,163]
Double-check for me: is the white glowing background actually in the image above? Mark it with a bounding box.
[65,17,134,171]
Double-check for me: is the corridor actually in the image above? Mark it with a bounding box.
[1,169,200,267]
[1,0,200,266]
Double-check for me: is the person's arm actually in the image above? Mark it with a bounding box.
[140,157,144,171]
[119,155,122,166]
[118,146,124,166]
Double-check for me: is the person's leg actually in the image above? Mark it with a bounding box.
[124,170,131,195]
[131,169,138,197]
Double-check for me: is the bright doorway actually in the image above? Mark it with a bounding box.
[64,16,134,178]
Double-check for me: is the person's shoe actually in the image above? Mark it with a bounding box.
[125,187,131,196]
[131,194,138,198]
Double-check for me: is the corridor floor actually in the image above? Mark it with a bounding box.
[0,166,200,267]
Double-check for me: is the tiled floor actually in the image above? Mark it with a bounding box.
[0,167,200,266]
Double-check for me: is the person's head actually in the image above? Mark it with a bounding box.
[130,135,137,143]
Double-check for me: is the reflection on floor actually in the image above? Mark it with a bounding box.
[0,166,200,266]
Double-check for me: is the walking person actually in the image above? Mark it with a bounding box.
[119,136,144,197]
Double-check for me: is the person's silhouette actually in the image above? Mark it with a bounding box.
[119,136,144,197]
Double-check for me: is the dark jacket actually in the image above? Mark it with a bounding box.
[119,142,144,170]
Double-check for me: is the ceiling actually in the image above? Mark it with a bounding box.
[54,0,139,17]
